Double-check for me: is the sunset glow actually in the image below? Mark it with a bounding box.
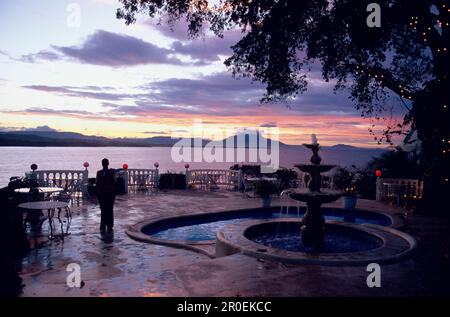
[0,0,404,147]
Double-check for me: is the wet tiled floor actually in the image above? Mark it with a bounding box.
[19,190,450,296]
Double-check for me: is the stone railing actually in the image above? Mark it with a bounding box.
[188,169,241,190]
[26,169,89,194]
[127,168,159,189]
[376,177,423,201]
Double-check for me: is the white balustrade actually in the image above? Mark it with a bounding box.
[127,168,159,189]
[26,169,89,194]
[376,177,423,201]
[188,169,240,190]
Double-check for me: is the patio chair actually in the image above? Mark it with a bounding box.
[228,174,239,191]
[136,174,150,191]
[242,179,255,198]
[199,174,208,191]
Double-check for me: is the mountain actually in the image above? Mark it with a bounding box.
[0,129,389,167]
[0,131,210,147]
[6,130,108,141]
[0,130,387,166]
[208,130,286,148]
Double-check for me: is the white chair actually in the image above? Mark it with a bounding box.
[242,179,255,198]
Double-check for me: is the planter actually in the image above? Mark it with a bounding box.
[158,173,186,189]
[261,197,272,208]
[343,195,357,209]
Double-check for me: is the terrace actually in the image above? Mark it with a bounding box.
[17,189,450,297]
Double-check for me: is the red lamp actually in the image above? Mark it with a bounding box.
[30,164,38,171]
[185,163,190,169]
[83,161,90,168]
[122,163,129,170]
[154,162,159,168]
[375,170,382,178]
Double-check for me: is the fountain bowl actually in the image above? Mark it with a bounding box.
[216,218,416,266]
[295,164,335,174]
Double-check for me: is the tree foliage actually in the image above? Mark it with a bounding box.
[117,0,449,209]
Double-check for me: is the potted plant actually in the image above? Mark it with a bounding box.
[254,179,278,207]
[332,167,359,209]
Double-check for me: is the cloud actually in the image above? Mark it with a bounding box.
[108,71,355,118]
[142,131,169,135]
[20,107,97,117]
[1,107,125,123]
[19,50,62,63]
[260,122,278,128]
[143,18,193,41]
[143,17,245,65]
[105,72,267,117]
[170,30,243,63]
[53,30,183,66]
[18,68,356,122]
[22,125,57,132]
[22,85,136,101]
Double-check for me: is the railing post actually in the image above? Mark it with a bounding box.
[238,169,244,191]
[81,168,89,195]
[153,163,159,189]
[26,163,38,183]
[184,164,190,189]
[376,177,383,201]
[26,170,38,183]
[123,171,129,194]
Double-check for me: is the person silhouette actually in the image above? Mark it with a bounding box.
[96,158,116,232]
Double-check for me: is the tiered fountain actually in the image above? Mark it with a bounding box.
[214,134,416,265]
[288,134,342,249]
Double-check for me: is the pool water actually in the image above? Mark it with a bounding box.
[143,208,391,242]
[247,222,383,253]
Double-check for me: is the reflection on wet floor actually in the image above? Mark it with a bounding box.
[18,190,441,297]
[20,191,260,296]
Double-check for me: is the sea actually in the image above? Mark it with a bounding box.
[0,146,387,187]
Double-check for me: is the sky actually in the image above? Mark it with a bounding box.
[0,0,405,147]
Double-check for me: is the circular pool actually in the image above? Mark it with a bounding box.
[139,206,398,243]
[126,206,403,259]
[245,221,383,253]
[216,219,416,266]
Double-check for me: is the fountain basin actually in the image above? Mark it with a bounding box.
[126,207,403,258]
[216,219,416,265]
[246,221,382,253]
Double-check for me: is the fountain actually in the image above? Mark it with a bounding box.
[129,133,417,265]
[287,134,342,249]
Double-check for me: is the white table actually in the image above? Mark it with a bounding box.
[18,200,71,240]
[15,187,64,194]
[246,177,278,182]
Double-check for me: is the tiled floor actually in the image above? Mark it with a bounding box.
[19,190,450,296]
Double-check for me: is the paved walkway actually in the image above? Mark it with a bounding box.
[19,190,450,296]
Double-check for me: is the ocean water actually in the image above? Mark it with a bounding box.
[0,146,385,187]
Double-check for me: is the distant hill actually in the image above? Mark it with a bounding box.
[0,129,389,167]
[0,131,210,147]
[0,130,389,165]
